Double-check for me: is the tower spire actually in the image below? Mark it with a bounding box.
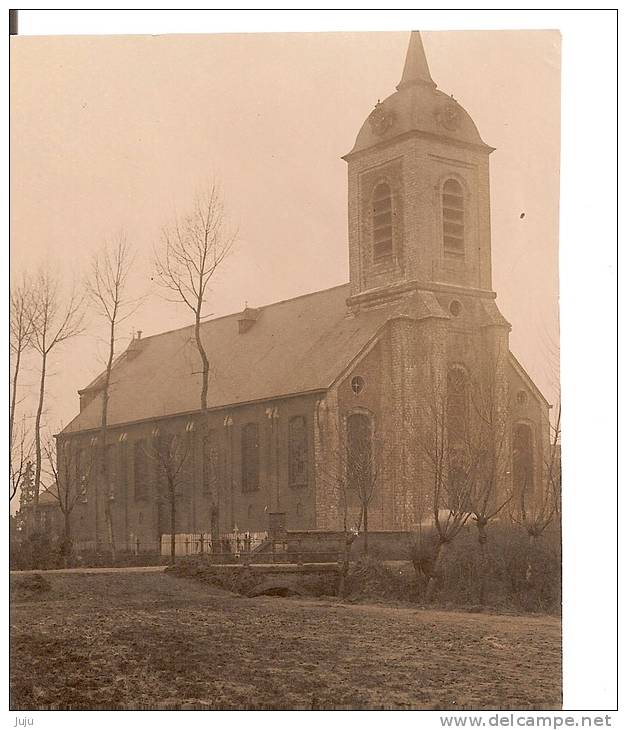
[396,31,436,91]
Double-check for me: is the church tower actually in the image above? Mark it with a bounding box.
[343,31,496,308]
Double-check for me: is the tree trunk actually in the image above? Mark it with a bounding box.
[210,503,220,552]
[63,510,72,569]
[195,311,210,412]
[33,350,47,520]
[477,524,488,605]
[170,487,176,566]
[425,539,450,602]
[195,310,218,541]
[9,344,22,452]
[363,504,369,555]
[338,531,357,599]
[100,317,117,561]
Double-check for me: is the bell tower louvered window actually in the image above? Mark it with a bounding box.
[372,183,394,261]
[442,179,465,254]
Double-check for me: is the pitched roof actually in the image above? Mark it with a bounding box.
[63,284,436,435]
[508,351,551,408]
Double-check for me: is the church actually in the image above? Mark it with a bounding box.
[59,32,550,552]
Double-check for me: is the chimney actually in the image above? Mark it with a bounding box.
[126,330,145,360]
[238,306,260,334]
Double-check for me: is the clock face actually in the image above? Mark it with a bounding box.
[368,104,395,136]
[435,102,461,131]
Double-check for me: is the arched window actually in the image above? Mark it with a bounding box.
[346,413,373,496]
[513,423,534,499]
[75,447,88,503]
[288,416,308,487]
[119,441,128,504]
[442,178,465,254]
[241,423,259,492]
[133,440,147,501]
[372,183,393,261]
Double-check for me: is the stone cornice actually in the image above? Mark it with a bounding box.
[342,128,495,163]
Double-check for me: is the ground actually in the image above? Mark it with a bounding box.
[10,570,561,710]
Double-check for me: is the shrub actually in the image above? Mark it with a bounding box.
[413,523,561,613]
[345,555,413,601]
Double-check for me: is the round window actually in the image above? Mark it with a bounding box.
[449,300,462,317]
[351,376,365,395]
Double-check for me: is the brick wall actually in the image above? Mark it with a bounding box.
[346,135,492,300]
[61,393,321,552]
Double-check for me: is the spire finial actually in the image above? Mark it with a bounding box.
[396,31,436,91]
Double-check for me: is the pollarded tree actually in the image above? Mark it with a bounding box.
[415,352,515,603]
[511,404,561,545]
[511,330,561,544]
[416,373,476,601]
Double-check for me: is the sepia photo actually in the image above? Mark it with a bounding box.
[10,24,565,712]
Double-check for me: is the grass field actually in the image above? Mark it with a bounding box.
[10,570,561,710]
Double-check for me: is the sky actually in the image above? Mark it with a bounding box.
[10,29,561,436]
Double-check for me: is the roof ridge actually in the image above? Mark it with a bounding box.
[134,281,350,344]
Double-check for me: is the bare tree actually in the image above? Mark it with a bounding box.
[316,414,383,596]
[345,416,384,555]
[86,233,140,560]
[417,382,476,601]
[42,437,95,566]
[510,328,561,544]
[148,429,191,565]
[154,184,236,411]
[31,268,86,521]
[511,404,561,544]
[154,185,236,539]
[10,416,33,503]
[316,453,361,598]
[413,353,514,603]
[16,459,36,534]
[464,361,513,603]
[10,274,35,459]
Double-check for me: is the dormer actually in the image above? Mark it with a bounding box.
[238,306,261,334]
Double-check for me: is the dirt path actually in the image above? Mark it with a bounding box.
[10,571,561,710]
[10,564,168,576]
